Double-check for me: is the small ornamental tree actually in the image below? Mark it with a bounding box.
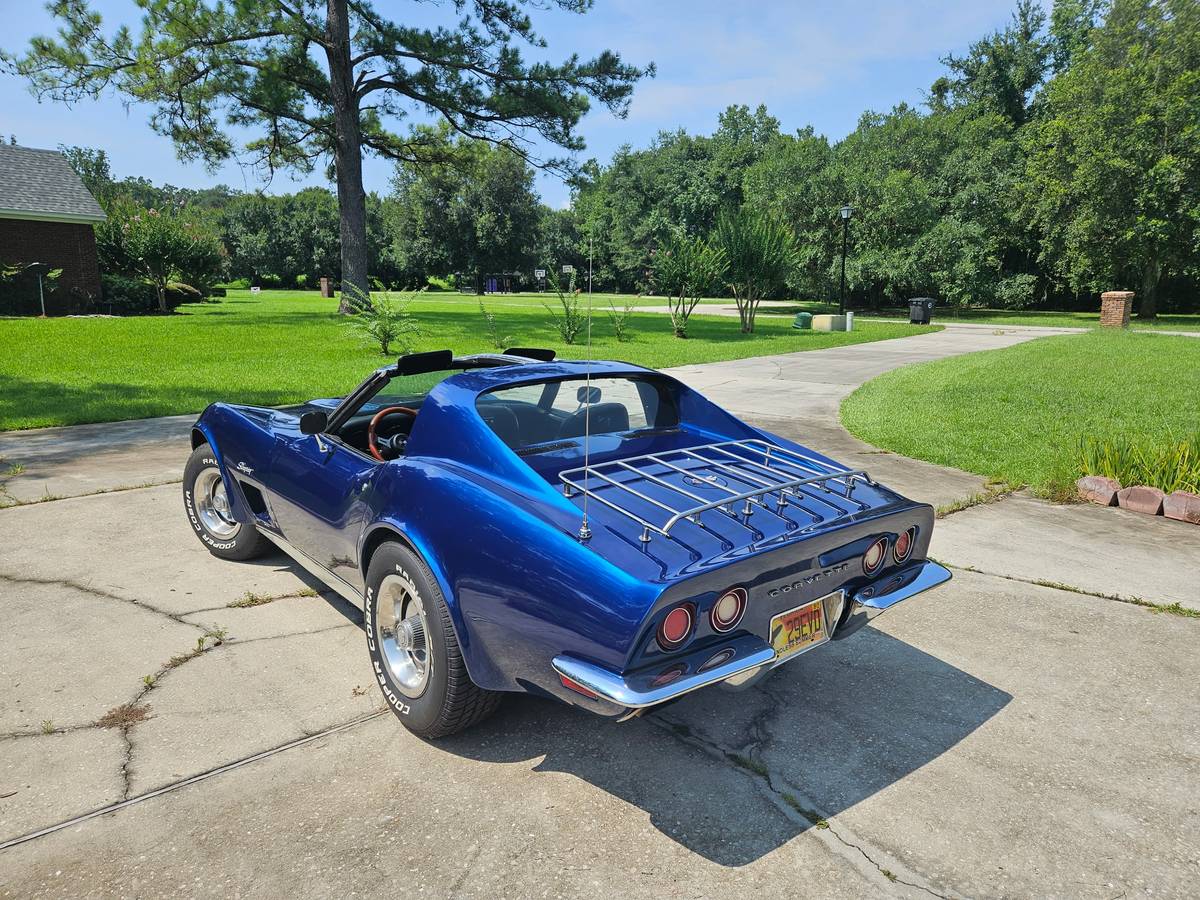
[96,200,224,312]
[715,208,797,333]
[652,233,728,338]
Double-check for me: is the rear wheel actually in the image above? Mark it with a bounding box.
[365,542,501,738]
[182,443,269,560]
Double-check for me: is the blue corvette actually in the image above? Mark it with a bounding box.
[183,348,950,737]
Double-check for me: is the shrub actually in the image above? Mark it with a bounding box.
[96,199,225,312]
[1078,434,1200,494]
[1,262,63,315]
[345,285,422,356]
[99,273,158,313]
[652,233,728,338]
[479,300,513,349]
[221,277,252,290]
[607,299,634,342]
[544,272,587,344]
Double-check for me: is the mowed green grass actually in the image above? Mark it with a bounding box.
[0,289,937,430]
[841,329,1200,495]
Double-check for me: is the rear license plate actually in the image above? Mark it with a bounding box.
[769,595,832,662]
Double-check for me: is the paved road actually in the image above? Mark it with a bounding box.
[2,327,1198,898]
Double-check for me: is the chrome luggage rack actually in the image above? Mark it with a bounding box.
[559,439,874,545]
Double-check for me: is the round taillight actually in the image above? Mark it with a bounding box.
[863,536,888,575]
[657,604,694,651]
[893,527,916,563]
[710,587,747,633]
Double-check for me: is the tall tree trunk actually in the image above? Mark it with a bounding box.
[325,0,369,315]
[1138,260,1161,320]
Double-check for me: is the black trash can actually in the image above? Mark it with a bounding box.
[908,297,935,324]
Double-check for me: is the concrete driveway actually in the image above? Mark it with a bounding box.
[2,327,1198,898]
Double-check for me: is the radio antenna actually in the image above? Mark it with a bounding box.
[578,227,595,542]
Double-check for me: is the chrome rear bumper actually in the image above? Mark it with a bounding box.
[832,559,952,641]
[553,560,951,711]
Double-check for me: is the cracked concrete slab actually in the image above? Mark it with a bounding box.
[0,728,127,845]
[663,567,1200,898]
[127,626,377,795]
[932,492,1200,611]
[0,485,325,617]
[1,706,901,899]
[181,591,360,642]
[0,579,200,733]
[0,415,193,506]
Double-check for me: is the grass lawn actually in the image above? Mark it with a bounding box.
[840,329,1200,497]
[0,289,937,431]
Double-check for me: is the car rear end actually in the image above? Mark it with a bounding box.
[549,438,950,716]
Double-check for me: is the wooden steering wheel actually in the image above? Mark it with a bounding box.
[367,406,418,462]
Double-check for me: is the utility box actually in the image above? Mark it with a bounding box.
[792,311,813,330]
[908,297,935,324]
[813,313,853,332]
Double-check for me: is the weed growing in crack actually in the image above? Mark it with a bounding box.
[229,588,319,608]
[781,793,829,829]
[142,674,156,689]
[40,719,54,734]
[935,483,1017,518]
[729,753,769,777]
[229,591,272,608]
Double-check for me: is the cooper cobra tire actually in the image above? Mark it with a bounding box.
[182,443,270,561]
[365,542,501,738]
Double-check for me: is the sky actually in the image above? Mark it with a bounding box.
[0,0,1027,209]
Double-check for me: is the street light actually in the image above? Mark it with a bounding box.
[839,205,854,315]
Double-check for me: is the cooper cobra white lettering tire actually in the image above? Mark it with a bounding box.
[183,443,270,561]
[365,542,501,738]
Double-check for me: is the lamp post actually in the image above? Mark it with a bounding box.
[24,262,51,317]
[838,205,854,315]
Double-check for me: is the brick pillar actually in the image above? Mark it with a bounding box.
[319,276,332,299]
[1099,291,1134,328]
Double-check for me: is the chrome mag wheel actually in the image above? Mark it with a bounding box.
[194,468,239,539]
[376,574,432,697]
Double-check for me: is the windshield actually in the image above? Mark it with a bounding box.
[360,369,458,413]
[477,375,680,449]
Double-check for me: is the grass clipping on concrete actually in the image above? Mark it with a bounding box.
[840,330,1200,498]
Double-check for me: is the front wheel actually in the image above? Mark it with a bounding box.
[365,542,501,738]
[182,443,269,561]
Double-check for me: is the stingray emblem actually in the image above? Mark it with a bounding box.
[235,461,254,475]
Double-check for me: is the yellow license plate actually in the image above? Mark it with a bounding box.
[769,596,831,661]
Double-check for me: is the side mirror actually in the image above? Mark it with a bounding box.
[299,410,328,435]
[577,385,601,405]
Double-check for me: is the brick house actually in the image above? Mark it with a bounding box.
[0,144,105,314]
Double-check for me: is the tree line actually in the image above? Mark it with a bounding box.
[49,0,1200,319]
[573,0,1198,319]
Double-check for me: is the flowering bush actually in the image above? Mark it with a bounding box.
[96,199,225,313]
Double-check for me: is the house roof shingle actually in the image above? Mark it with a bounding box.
[0,144,106,224]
